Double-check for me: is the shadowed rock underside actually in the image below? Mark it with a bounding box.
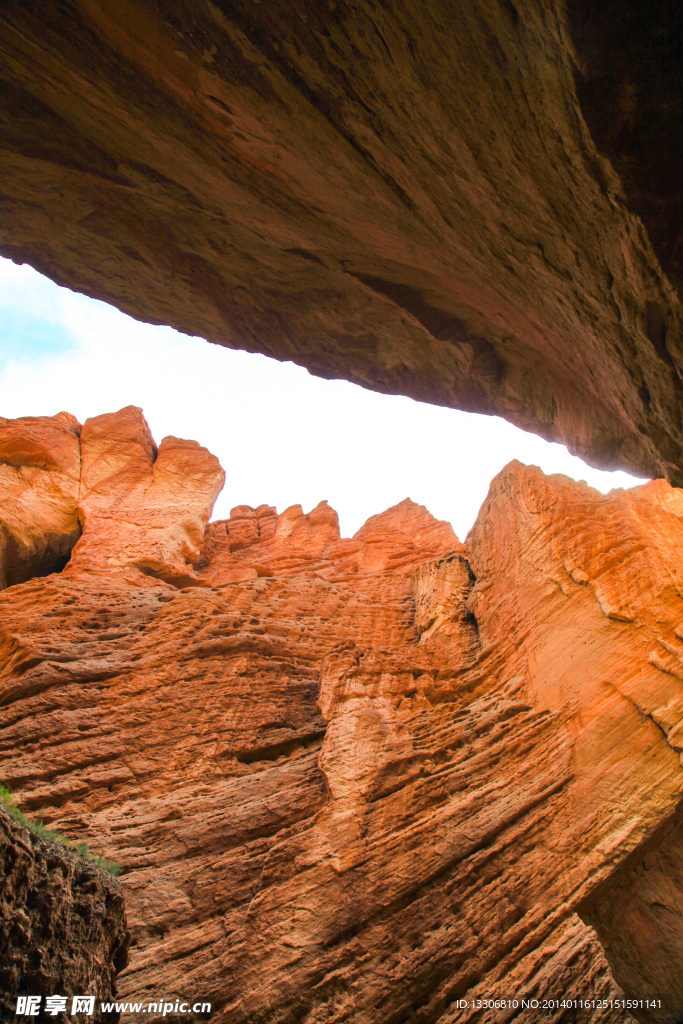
[0,0,682,482]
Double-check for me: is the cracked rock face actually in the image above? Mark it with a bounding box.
[0,0,682,482]
[3,409,683,1022]
[0,807,129,1023]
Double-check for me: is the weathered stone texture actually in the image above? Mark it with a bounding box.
[2,411,683,1022]
[0,412,81,590]
[0,806,129,1023]
[568,0,683,297]
[0,1,682,480]
[580,813,683,1020]
[71,406,225,583]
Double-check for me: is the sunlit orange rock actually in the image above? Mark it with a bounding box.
[69,406,225,584]
[201,496,458,584]
[0,411,81,590]
[3,413,683,1021]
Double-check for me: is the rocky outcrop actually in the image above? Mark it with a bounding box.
[0,412,81,590]
[0,405,225,595]
[71,407,224,584]
[3,410,683,1022]
[0,1,682,481]
[0,806,129,1022]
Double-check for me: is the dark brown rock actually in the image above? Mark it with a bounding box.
[568,0,683,297]
[0,1,682,481]
[0,807,129,1023]
[580,811,683,1021]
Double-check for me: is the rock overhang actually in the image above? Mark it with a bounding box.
[0,0,681,484]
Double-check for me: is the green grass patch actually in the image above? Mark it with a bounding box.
[0,784,122,877]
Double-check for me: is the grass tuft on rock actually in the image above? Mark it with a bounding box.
[0,784,122,876]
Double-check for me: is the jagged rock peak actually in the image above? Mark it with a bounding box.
[0,409,462,592]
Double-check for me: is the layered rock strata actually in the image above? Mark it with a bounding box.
[3,409,683,1021]
[0,806,129,1023]
[1,1,682,481]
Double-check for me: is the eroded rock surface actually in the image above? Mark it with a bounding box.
[0,1,682,481]
[0,806,129,1023]
[2,411,683,1021]
[0,412,81,590]
[580,812,683,1019]
[72,407,224,583]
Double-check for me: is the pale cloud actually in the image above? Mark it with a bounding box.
[0,257,644,539]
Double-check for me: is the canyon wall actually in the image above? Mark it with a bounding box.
[3,408,683,1021]
[0,0,682,482]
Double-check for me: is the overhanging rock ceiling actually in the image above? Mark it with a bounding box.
[0,0,681,479]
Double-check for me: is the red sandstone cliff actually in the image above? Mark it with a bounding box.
[0,412,81,589]
[4,408,683,1021]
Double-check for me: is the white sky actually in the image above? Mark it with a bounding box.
[0,256,643,540]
